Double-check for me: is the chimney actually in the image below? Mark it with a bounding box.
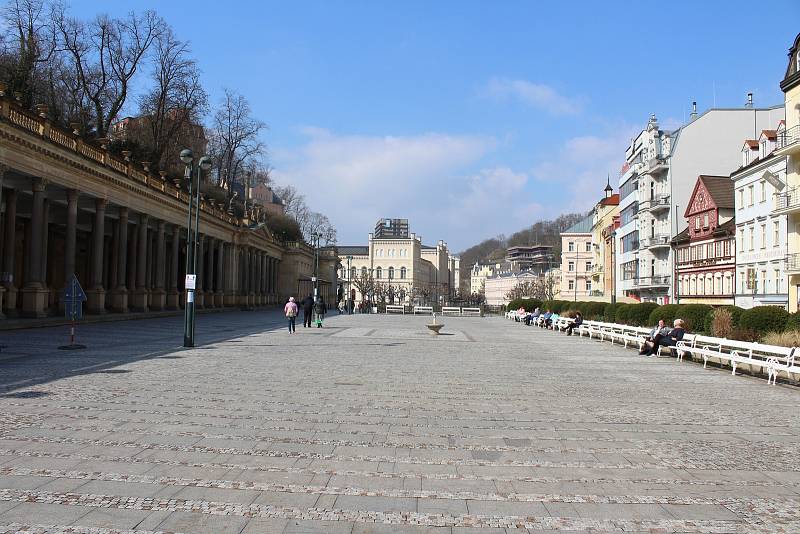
[690,101,698,121]
[745,92,753,108]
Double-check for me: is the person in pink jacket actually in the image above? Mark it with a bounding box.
[284,296,299,333]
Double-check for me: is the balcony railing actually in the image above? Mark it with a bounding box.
[639,234,671,248]
[640,194,670,212]
[788,253,800,272]
[646,156,668,174]
[777,125,800,151]
[634,275,671,287]
[775,187,800,212]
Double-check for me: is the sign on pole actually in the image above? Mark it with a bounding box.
[185,274,197,290]
[60,274,87,349]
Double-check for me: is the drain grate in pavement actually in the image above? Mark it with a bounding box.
[334,381,364,386]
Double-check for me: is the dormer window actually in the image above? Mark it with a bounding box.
[760,139,768,159]
[742,148,748,167]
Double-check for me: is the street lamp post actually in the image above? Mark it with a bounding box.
[312,231,320,299]
[611,230,617,305]
[346,255,353,314]
[180,149,212,348]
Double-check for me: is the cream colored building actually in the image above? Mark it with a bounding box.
[338,224,459,305]
[484,268,561,306]
[589,183,620,299]
[469,261,510,295]
[776,33,800,312]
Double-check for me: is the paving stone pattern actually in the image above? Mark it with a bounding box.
[1,311,800,533]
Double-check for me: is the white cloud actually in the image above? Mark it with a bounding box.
[271,129,500,250]
[531,126,638,213]
[486,78,584,115]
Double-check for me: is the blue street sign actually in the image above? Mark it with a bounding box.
[63,274,86,321]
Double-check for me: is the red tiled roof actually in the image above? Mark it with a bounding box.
[761,129,777,139]
[744,140,759,149]
[599,193,620,206]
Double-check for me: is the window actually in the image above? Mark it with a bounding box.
[775,268,782,293]
[738,189,744,208]
[742,150,748,167]
[695,217,700,231]
[621,260,638,280]
[620,176,638,199]
[739,228,745,251]
[622,231,639,252]
[748,185,754,206]
[585,242,591,252]
[703,213,709,228]
[760,140,768,159]
[585,261,592,272]
[568,279,574,290]
[400,267,406,279]
[774,221,781,248]
[388,267,394,279]
[761,224,767,249]
[761,270,767,293]
[376,267,382,279]
[760,180,767,202]
[568,261,575,272]
[749,227,754,251]
[361,267,367,277]
[350,267,356,279]
[568,242,574,252]
[739,272,745,293]
[620,202,638,225]
[585,280,592,291]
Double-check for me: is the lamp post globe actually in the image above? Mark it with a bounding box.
[180,149,194,165]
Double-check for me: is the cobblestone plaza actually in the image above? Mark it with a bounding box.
[1,312,799,533]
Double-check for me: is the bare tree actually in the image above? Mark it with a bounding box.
[351,271,375,304]
[274,184,310,229]
[506,280,536,301]
[55,7,165,137]
[208,89,266,194]
[0,0,57,109]
[134,26,207,171]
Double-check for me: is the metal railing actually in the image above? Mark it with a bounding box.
[778,125,800,151]
[639,234,671,248]
[788,253,800,272]
[634,275,671,287]
[639,194,670,211]
[775,187,800,211]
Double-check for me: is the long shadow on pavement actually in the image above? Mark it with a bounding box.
[0,309,288,395]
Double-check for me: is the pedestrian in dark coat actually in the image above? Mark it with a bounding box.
[301,294,314,328]
[314,296,327,327]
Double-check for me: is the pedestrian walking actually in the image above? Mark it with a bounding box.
[284,297,298,333]
[301,294,314,328]
[314,295,327,328]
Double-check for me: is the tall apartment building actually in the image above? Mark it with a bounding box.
[374,218,410,239]
[732,117,787,309]
[506,245,554,273]
[775,33,800,312]
[616,106,784,304]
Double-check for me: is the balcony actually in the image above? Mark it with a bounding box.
[646,156,669,175]
[788,253,800,274]
[639,234,671,249]
[634,275,671,288]
[774,187,800,215]
[639,194,670,213]
[777,125,800,156]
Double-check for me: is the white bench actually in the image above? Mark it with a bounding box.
[441,307,462,316]
[462,307,481,316]
[413,306,434,315]
[385,305,405,314]
[766,347,799,384]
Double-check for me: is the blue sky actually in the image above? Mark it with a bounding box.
[70,0,800,251]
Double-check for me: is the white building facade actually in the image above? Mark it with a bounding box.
[616,106,785,304]
[733,121,788,308]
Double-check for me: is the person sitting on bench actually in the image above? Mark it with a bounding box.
[640,319,685,356]
[565,312,582,336]
[525,307,541,326]
[541,310,552,328]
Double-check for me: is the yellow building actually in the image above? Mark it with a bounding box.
[590,182,620,299]
[777,33,800,311]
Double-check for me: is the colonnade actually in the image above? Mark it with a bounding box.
[0,172,281,319]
